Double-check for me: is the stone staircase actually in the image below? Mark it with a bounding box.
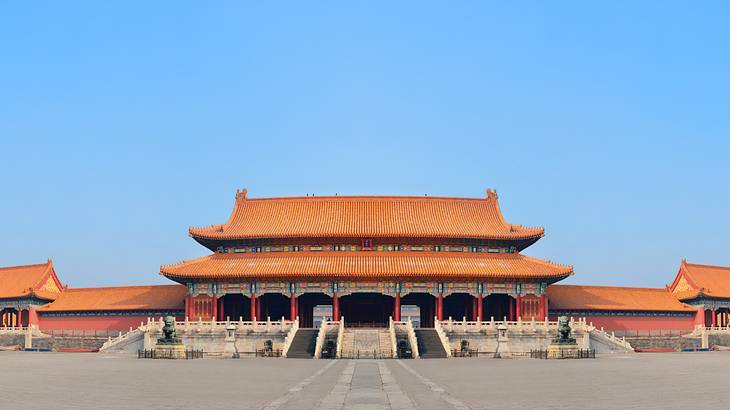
[286,329,318,358]
[415,329,447,358]
[340,328,393,358]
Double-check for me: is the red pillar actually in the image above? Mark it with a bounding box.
[332,293,339,321]
[437,292,444,321]
[477,293,483,321]
[290,293,297,321]
[394,292,401,321]
[712,309,717,327]
[211,295,218,321]
[250,294,257,321]
[541,294,548,319]
[17,309,23,327]
[515,294,522,320]
[27,307,38,327]
[218,296,225,321]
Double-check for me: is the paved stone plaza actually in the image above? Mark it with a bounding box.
[0,352,728,409]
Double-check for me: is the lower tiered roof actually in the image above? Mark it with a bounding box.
[39,285,186,312]
[160,252,572,282]
[548,285,696,312]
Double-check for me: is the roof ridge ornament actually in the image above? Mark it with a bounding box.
[236,188,248,200]
[486,188,498,199]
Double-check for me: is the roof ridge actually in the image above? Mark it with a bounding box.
[239,195,494,202]
[551,284,670,291]
[684,261,730,271]
[0,261,50,271]
[64,284,185,292]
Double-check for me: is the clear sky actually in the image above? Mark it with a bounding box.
[1,2,728,288]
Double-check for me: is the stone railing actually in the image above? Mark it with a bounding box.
[388,317,398,358]
[441,316,559,334]
[438,316,633,353]
[0,325,29,333]
[433,317,452,358]
[102,316,297,353]
[336,317,345,359]
[314,319,328,359]
[281,317,299,357]
[165,316,296,334]
[590,324,633,351]
[100,327,145,352]
[405,319,419,359]
[391,318,419,359]
[314,319,339,359]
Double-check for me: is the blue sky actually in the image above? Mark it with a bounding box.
[1,2,728,288]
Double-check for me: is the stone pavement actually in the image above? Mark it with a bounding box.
[1,352,729,409]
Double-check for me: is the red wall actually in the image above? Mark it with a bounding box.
[549,313,698,332]
[38,314,184,331]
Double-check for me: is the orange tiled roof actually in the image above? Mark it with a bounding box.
[547,285,696,312]
[161,252,572,281]
[189,190,544,243]
[39,285,186,312]
[0,260,62,300]
[675,261,730,299]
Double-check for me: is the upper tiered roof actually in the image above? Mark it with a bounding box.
[189,188,544,249]
[670,260,730,300]
[0,260,64,301]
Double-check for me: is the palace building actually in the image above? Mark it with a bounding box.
[160,189,573,328]
[2,188,729,334]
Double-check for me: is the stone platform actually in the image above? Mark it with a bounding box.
[154,343,186,359]
[547,343,579,359]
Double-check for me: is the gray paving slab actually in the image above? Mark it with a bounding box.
[2,351,730,409]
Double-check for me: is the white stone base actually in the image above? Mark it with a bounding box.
[154,344,186,359]
[547,343,579,359]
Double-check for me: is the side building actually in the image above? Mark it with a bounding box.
[0,260,63,327]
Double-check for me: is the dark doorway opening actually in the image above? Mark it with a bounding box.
[444,293,474,321]
[340,293,394,327]
[259,293,290,321]
[298,293,333,328]
[483,294,515,321]
[221,294,250,321]
[401,293,436,327]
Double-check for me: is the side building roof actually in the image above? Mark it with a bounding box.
[189,189,544,249]
[0,260,63,301]
[39,285,186,312]
[547,284,696,312]
[161,252,572,282]
[670,260,730,300]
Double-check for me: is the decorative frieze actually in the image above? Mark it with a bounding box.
[188,280,548,298]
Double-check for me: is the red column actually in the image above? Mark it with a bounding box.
[27,307,38,327]
[218,296,225,321]
[712,309,717,327]
[211,295,219,321]
[16,309,23,327]
[477,293,483,321]
[290,293,297,321]
[515,294,522,320]
[332,293,339,321]
[394,292,401,321]
[437,292,444,321]
[250,294,257,320]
